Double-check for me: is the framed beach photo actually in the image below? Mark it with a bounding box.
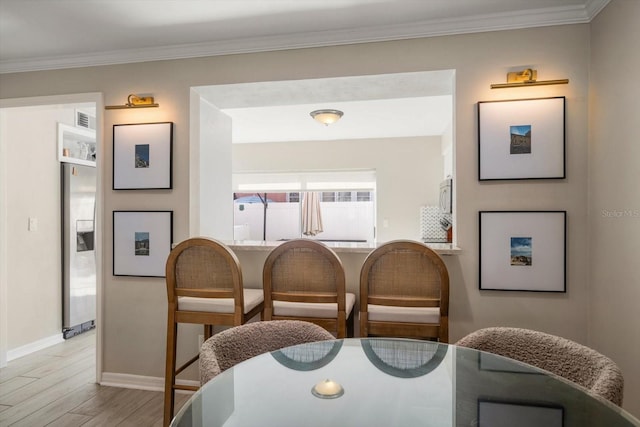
[479,211,566,292]
[478,97,565,180]
[113,210,173,277]
[113,122,173,189]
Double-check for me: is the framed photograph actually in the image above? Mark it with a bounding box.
[113,211,173,277]
[479,211,566,292]
[113,122,173,189]
[478,97,565,180]
[478,400,563,427]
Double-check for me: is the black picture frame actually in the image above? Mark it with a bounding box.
[477,399,564,427]
[478,97,565,181]
[113,122,173,190]
[112,210,173,277]
[479,211,566,292]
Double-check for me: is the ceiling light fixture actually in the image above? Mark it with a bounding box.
[310,109,343,126]
[105,94,159,109]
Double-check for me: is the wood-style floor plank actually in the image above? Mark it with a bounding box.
[0,366,94,425]
[8,383,100,427]
[0,330,197,427]
[44,413,92,427]
[0,356,94,406]
[75,388,157,426]
[0,377,38,400]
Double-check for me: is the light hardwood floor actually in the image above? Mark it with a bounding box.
[0,331,190,426]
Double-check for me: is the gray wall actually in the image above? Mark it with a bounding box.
[1,4,638,416]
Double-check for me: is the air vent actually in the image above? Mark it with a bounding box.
[75,109,96,130]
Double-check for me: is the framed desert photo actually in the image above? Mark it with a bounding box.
[113,210,173,277]
[478,97,565,180]
[479,211,566,292]
[113,122,173,189]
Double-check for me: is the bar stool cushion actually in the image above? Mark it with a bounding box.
[178,288,263,314]
[273,292,356,318]
[367,305,440,323]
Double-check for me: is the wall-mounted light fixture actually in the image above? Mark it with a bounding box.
[491,69,569,89]
[310,109,343,126]
[105,94,159,109]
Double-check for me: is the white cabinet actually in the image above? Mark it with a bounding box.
[57,123,96,166]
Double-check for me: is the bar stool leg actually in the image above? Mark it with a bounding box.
[163,312,177,427]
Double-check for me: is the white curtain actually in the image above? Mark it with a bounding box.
[302,192,323,236]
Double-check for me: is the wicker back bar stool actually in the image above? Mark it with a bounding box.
[163,237,263,426]
[263,239,355,338]
[360,240,449,342]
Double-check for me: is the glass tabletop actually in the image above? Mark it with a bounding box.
[172,338,639,427]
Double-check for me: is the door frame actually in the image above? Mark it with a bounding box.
[0,92,104,383]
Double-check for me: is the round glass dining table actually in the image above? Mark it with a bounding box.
[171,338,639,427]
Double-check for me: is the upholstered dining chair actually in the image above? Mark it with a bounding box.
[164,237,264,427]
[199,320,335,384]
[359,240,449,342]
[263,239,355,338]
[455,327,625,406]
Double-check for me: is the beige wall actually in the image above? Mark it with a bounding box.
[589,0,640,416]
[1,15,636,414]
[0,105,77,350]
[232,136,444,242]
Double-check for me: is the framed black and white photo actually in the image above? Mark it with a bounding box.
[478,97,565,180]
[113,210,173,277]
[479,211,566,292]
[113,122,173,189]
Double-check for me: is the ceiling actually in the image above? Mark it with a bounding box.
[0,0,609,74]
[196,70,454,143]
[0,0,609,143]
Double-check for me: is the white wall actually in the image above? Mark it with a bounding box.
[1,19,637,414]
[232,136,443,242]
[0,105,76,350]
[589,0,640,416]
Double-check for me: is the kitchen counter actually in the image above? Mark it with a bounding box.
[224,240,461,255]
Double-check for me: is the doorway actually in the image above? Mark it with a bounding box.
[0,93,103,383]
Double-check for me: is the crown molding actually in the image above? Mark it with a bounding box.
[0,4,606,74]
[585,0,612,18]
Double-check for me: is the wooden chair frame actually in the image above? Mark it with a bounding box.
[164,237,263,426]
[263,239,353,338]
[359,240,449,342]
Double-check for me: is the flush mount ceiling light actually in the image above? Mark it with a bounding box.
[310,109,343,126]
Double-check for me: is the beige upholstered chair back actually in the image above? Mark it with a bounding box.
[200,320,335,384]
[360,240,449,342]
[456,327,624,406]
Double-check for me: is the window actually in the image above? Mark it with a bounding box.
[232,171,376,242]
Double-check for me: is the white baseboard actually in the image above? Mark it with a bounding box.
[100,372,199,393]
[7,333,64,361]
